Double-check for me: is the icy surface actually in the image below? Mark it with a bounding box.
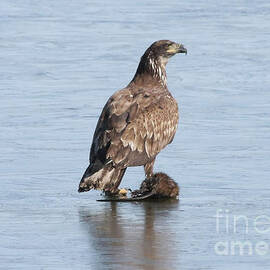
[1,0,270,269]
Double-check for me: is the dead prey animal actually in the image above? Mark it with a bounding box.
[97,172,179,202]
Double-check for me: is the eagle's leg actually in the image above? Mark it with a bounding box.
[144,158,156,179]
[103,167,127,197]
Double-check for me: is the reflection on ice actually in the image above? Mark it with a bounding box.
[79,201,180,270]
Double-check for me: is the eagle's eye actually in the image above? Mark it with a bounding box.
[166,43,177,54]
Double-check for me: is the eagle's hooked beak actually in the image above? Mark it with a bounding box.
[176,44,187,55]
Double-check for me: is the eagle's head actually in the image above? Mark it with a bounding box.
[147,40,187,60]
[133,40,187,86]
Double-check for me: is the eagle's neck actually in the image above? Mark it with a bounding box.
[132,54,167,88]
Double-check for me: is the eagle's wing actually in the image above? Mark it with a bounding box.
[90,88,178,168]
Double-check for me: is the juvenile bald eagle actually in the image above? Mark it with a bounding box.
[78,40,187,194]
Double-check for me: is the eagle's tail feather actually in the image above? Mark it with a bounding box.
[78,164,126,193]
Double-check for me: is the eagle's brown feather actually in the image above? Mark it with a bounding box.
[91,89,178,168]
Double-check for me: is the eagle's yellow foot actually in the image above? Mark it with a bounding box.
[118,188,128,196]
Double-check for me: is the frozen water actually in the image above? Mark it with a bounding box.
[1,0,270,269]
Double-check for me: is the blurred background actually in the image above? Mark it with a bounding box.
[0,0,270,269]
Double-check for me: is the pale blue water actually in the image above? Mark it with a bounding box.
[1,0,270,269]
